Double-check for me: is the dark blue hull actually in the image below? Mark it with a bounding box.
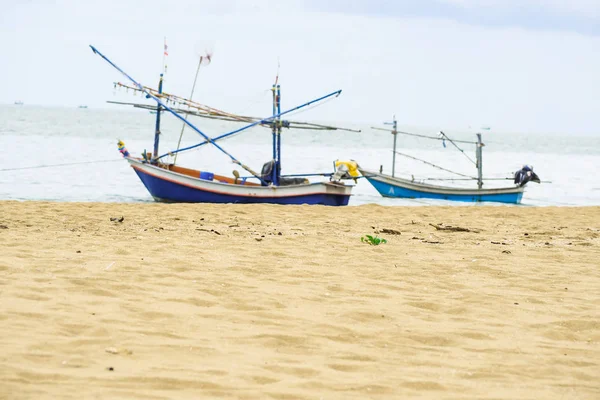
[133,166,351,206]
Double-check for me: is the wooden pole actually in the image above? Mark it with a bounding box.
[476,133,483,189]
[152,73,164,162]
[392,116,397,177]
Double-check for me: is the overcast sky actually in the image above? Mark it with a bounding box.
[1,0,599,135]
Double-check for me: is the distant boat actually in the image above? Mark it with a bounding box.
[359,117,540,204]
[14,101,24,105]
[78,105,88,109]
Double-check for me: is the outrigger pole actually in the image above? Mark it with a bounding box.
[371,126,476,145]
[111,83,360,132]
[90,45,248,169]
[112,82,255,124]
[90,45,341,183]
[155,89,342,160]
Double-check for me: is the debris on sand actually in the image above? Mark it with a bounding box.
[429,223,479,233]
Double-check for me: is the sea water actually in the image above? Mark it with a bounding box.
[1,105,599,206]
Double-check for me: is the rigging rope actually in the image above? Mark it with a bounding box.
[281,94,337,120]
[114,82,255,124]
[235,89,273,115]
[371,127,477,145]
[174,52,212,164]
[0,159,122,172]
[422,177,513,182]
[439,131,476,166]
[372,126,478,166]
[392,150,476,179]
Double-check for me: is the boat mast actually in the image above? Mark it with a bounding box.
[271,84,278,186]
[391,116,397,177]
[152,73,164,163]
[476,133,483,189]
[276,84,282,185]
[383,116,398,177]
[270,83,282,186]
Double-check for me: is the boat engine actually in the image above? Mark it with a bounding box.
[514,165,541,187]
[260,160,308,186]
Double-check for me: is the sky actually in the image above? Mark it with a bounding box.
[1,0,599,135]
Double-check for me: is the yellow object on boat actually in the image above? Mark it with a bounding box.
[335,160,359,178]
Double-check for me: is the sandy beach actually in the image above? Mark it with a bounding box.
[0,201,598,399]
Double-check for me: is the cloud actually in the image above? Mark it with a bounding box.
[1,0,598,135]
[438,0,600,18]
[302,0,600,36]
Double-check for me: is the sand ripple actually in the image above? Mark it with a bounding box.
[0,202,599,399]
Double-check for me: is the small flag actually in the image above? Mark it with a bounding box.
[198,51,213,66]
[163,38,168,73]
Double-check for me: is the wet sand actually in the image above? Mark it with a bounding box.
[0,201,599,399]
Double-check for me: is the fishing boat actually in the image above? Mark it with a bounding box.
[90,45,358,206]
[14,100,24,105]
[359,117,540,204]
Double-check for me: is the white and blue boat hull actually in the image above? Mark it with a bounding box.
[129,158,353,206]
[359,168,524,204]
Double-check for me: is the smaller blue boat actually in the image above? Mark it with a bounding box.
[359,117,540,204]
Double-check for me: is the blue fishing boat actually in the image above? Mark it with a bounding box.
[91,45,357,206]
[359,117,540,204]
